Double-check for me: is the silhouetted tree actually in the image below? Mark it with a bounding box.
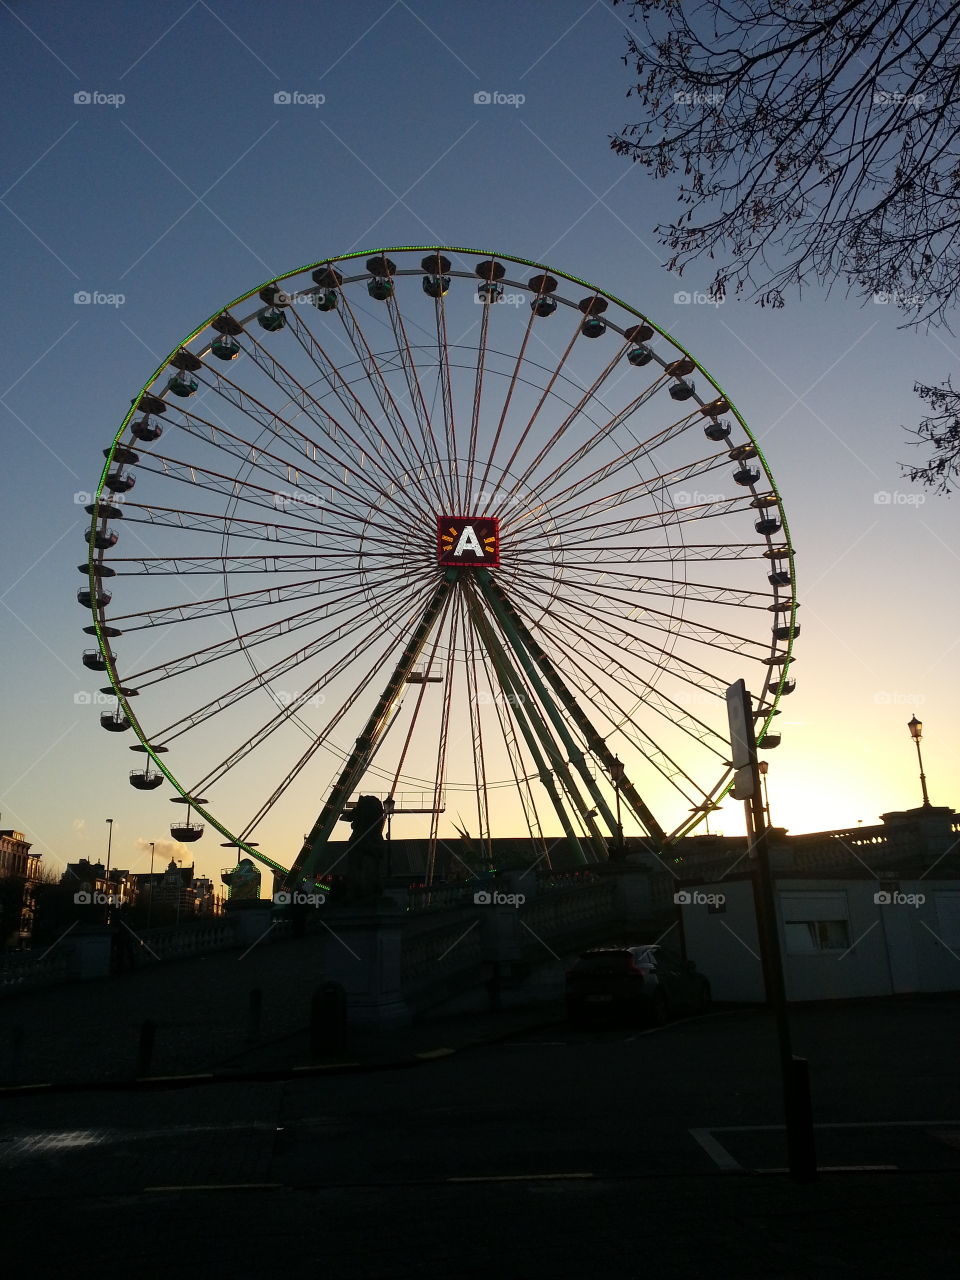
[610,0,960,491]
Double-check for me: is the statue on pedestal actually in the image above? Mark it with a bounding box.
[344,795,385,904]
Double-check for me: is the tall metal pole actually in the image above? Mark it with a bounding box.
[104,818,114,923]
[728,680,816,1181]
[148,841,155,928]
[908,717,931,808]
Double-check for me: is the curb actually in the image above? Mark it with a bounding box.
[0,1011,564,1098]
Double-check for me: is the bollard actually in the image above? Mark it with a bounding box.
[310,982,347,1058]
[246,987,263,1044]
[786,1055,817,1182]
[136,1019,157,1078]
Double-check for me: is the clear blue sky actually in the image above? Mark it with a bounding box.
[2,0,956,886]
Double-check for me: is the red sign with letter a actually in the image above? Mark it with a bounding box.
[436,516,500,567]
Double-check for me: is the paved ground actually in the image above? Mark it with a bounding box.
[2,995,959,1275]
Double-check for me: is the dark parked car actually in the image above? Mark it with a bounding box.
[565,945,711,1026]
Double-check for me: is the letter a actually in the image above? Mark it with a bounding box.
[452,524,484,558]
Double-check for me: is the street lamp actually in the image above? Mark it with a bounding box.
[907,716,931,808]
[147,841,155,928]
[104,818,114,921]
[758,760,772,826]
[383,796,396,878]
[609,756,625,860]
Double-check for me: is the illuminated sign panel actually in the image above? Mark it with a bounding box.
[437,516,500,567]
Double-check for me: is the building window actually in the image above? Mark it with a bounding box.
[780,892,850,954]
[784,919,850,953]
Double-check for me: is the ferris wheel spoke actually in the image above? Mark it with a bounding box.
[518,566,772,659]
[283,306,446,518]
[532,607,733,759]
[430,287,461,508]
[154,404,426,540]
[505,446,733,537]
[464,291,492,506]
[478,312,583,508]
[229,314,441,517]
[333,285,450,510]
[386,288,457,509]
[493,336,659,515]
[119,503,378,551]
[501,392,705,521]
[190,339,432,521]
[528,607,729,777]
[107,563,401,630]
[126,575,414,688]
[155,588,417,745]
[189,579,442,797]
[473,289,540,507]
[533,588,737,698]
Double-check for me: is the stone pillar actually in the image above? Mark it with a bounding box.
[317,901,410,1027]
[225,899,275,949]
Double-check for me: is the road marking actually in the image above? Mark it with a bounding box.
[293,1062,361,1071]
[416,1048,455,1060]
[688,1128,744,1171]
[144,1183,283,1192]
[756,1165,898,1173]
[448,1172,593,1183]
[708,1120,960,1131]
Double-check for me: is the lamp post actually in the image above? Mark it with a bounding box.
[907,716,931,808]
[104,818,114,922]
[609,756,625,860]
[758,761,772,826]
[383,795,396,878]
[147,841,155,928]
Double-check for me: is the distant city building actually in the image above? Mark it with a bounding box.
[0,829,44,946]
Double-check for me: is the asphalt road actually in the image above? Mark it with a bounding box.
[3,998,960,1277]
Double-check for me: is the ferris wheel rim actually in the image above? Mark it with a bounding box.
[84,245,798,874]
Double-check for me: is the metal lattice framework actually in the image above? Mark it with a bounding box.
[80,246,798,883]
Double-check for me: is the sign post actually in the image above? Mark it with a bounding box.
[726,680,816,1182]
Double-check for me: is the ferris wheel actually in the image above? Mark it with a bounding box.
[79,246,798,885]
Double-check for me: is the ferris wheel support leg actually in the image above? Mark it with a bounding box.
[286,575,456,889]
[465,587,591,863]
[477,571,668,852]
[476,571,639,855]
